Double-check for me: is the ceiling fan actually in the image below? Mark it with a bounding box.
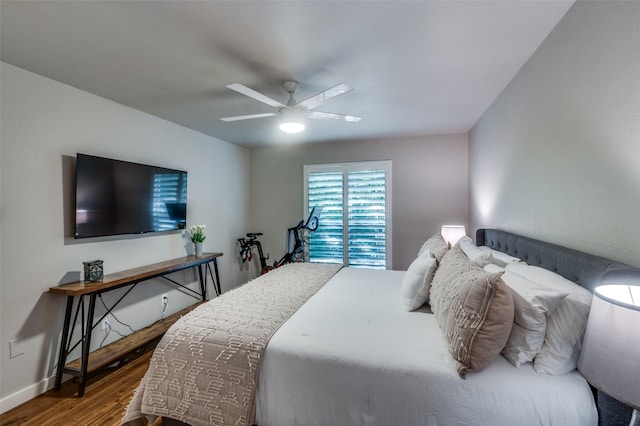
[220,80,362,133]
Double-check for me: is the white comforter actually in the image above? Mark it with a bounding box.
[255,267,597,426]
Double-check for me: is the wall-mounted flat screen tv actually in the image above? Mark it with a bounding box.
[75,153,187,239]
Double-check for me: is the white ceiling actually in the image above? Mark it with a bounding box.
[0,1,573,147]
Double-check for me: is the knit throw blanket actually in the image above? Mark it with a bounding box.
[122,263,341,426]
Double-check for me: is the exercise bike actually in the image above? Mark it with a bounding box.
[237,206,321,275]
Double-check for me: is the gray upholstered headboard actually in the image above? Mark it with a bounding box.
[476,229,640,293]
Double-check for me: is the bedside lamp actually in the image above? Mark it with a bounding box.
[441,225,466,246]
[578,284,640,426]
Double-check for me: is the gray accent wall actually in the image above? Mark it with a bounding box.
[250,134,469,272]
[469,1,640,267]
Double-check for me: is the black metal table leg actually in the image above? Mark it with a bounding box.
[77,294,97,397]
[212,259,221,295]
[54,296,74,390]
[197,264,207,300]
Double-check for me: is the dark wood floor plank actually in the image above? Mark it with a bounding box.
[0,350,156,426]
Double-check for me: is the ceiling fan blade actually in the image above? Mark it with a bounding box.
[220,112,277,122]
[306,110,362,122]
[226,83,286,108]
[297,83,354,110]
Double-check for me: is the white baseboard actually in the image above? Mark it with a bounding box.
[0,374,56,414]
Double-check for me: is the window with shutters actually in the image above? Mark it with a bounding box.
[304,161,391,269]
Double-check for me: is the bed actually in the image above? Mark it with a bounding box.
[122,229,640,426]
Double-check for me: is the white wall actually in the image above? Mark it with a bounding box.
[250,135,469,271]
[469,1,640,266]
[0,63,251,410]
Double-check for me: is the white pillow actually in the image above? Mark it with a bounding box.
[505,263,592,375]
[417,243,431,258]
[458,236,493,267]
[483,263,505,274]
[482,247,526,267]
[497,271,568,367]
[401,253,438,311]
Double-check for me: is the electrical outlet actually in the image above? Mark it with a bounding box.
[161,294,168,307]
[101,316,111,330]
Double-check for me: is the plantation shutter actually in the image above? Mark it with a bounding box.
[347,169,387,268]
[305,161,391,269]
[307,171,344,264]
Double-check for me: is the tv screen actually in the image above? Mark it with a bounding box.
[75,153,187,239]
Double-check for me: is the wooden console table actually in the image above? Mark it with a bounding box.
[49,252,222,397]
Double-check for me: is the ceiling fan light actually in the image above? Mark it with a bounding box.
[279,119,305,134]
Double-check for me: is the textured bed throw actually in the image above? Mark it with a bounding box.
[122,263,341,426]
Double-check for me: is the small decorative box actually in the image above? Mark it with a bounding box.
[83,260,104,283]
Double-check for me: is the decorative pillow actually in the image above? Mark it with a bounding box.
[483,248,526,267]
[430,246,478,314]
[497,271,568,367]
[458,236,492,267]
[505,263,592,375]
[430,246,514,378]
[419,233,449,263]
[400,253,438,311]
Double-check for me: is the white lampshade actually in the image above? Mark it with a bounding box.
[578,284,640,413]
[440,225,466,246]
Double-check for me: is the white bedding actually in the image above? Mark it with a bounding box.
[255,267,597,426]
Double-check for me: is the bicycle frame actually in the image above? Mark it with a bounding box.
[237,233,272,274]
[237,207,322,275]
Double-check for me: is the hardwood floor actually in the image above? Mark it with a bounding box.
[1,350,161,426]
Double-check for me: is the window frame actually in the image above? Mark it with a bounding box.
[303,160,392,269]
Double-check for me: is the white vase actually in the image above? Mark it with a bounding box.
[194,242,203,257]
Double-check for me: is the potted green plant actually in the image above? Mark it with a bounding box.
[189,224,206,257]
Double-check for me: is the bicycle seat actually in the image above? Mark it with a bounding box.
[246,232,263,238]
